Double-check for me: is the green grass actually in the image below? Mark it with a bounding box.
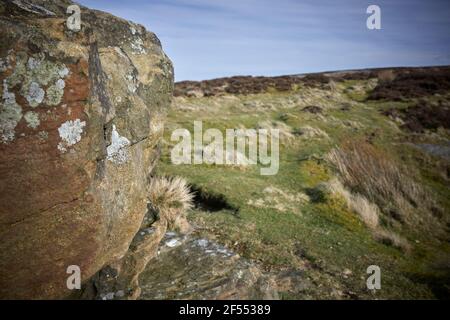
[157,84,450,299]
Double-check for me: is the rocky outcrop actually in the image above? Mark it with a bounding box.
[0,0,173,299]
[138,231,279,300]
[83,215,168,300]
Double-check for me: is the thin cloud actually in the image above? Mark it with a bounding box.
[78,0,450,81]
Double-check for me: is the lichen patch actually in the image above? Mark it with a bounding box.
[130,37,147,55]
[58,67,70,78]
[46,79,65,106]
[1,79,22,143]
[57,119,86,152]
[26,81,45,107]
[125,73,138,93]
[107,125,130,164]
[27,57,41,70]
[5,52,70,108]
[24,111,40,129]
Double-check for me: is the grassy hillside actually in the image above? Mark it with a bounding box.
[156,68,450,299]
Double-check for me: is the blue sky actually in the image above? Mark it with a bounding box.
[77,0,450,81]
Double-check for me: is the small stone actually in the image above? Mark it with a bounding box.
[105,292,115,300]
[166,238,180,248]
[343,268,352,277]
[195,239,209,248]
[115,290,125,298]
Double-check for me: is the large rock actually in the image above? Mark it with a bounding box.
[0,0,173,299]
[138,232,279,300]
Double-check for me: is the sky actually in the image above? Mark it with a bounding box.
[77,0,450,81]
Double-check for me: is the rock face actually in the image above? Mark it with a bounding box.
[84,207,169,300]
[138,232,279,300]
[0,0,173,299]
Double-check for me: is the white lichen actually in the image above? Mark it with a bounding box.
[1,80,22,143]
[11,53,70,95]
[56,79,65,89]
[24,111,40,129]
[58,67,70,78]
[107,124,130,164]
[57,119,86,152]
[125,73,138,93]
[26,81,45,107]
[27,57,41,70]
[130,37,146,55]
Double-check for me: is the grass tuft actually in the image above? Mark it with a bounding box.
[326,139,428,224]
[149,176,194,230]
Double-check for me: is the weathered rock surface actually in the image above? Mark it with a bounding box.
[82,206,169,300]
[137,231,279,300]
[0,0,173,299]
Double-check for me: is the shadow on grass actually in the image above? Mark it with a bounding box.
[189,184,240,216]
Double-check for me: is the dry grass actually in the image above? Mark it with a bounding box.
[247,185,309,213]
[374,229,411,252]
[257,120,294,142]
[326,140,426,223]
[326,178,379,230]
[148,176,194,226]
[326,178,411,252]
[323,139,442,252]
[349,194,380,230]
[293,126,330,140]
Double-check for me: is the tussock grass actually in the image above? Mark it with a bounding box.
[293,126,330,140]
[326,139,427,223]
[148,176,194,229]
[374,229,411,252]
[257,120,294,142]
[326,178,411,252]
[326,178,379,230]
